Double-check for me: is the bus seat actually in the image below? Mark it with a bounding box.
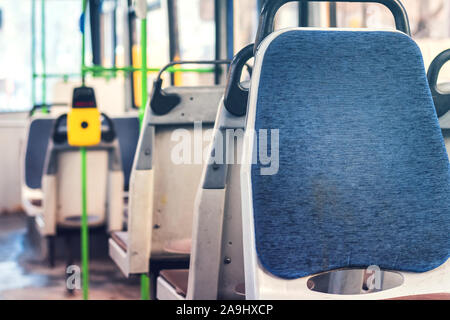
[21,117,53,216]
[22,116,140,219]
[109,84,225,277]
[241,28,450,299]
[112,117,140,192]
[157,100,247,301]
[157,46,253,300]
[37,114,124,235]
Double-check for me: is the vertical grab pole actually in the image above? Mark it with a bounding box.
[41,0,48,113]
[139,18,147,126]
[167,0,180,86]
[141,273,150,300]
[140,11,151,303]
[31,0,36,113]
[226,0,234,60]
[80,0,89,300]
[214,0,233,85]
[298,1,309,27]
[135,0,150,299]
[81,0,87,86]
[80,146,89,300]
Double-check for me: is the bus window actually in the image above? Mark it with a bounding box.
[334,0,450,81]
[0,1,32,112]
[176,0,216,86]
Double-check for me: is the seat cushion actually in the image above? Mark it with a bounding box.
[251,30,450,279]
[164,238,192,254]
[111,231,128,252]
[159,269,189,298]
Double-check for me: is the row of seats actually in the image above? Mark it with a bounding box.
[108,0,449,300]
[109,71,226,277]
[21,0,449,299]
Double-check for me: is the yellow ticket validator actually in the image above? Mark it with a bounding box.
[67,87,102,147]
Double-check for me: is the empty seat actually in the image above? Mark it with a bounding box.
[109,61,228,277]
[156,46,253,300]
[158,99,246,300]
[240,0,449,299]
[36,113,125,235]
[21,116,140,220]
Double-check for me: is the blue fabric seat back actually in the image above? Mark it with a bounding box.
[112,117,140,191]
[251,30,450,279]
[25,117,139,191]
[25,118,53,189]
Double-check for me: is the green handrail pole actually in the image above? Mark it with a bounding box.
[80,147,89,300]
[80,0,89,301]
[82,65,214,74]
[34,73,81,79]
[140,16,150,301]
[135,0,150,299]
[41,0,48,114]
[81,0,87,86]
[141,273,150,300]
[31,0,36,114]
[139,18,147,126]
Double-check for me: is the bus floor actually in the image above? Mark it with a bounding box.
[0,212,140,300]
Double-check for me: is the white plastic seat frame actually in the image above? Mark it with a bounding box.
[156,99,247,300]
[109,85,225,277]
[37,128,124,236]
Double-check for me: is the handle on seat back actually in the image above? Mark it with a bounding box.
[100,113,116,142]
[224,44,255,116]
[53,114,68,144]
[255,0,411,52]
[427,49,450,118]
[150,60,231,115]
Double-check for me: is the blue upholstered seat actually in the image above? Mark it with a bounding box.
[112,117,140,191]
[25,119,53,189]
[24,116,139,191]
[251,30,450,279]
